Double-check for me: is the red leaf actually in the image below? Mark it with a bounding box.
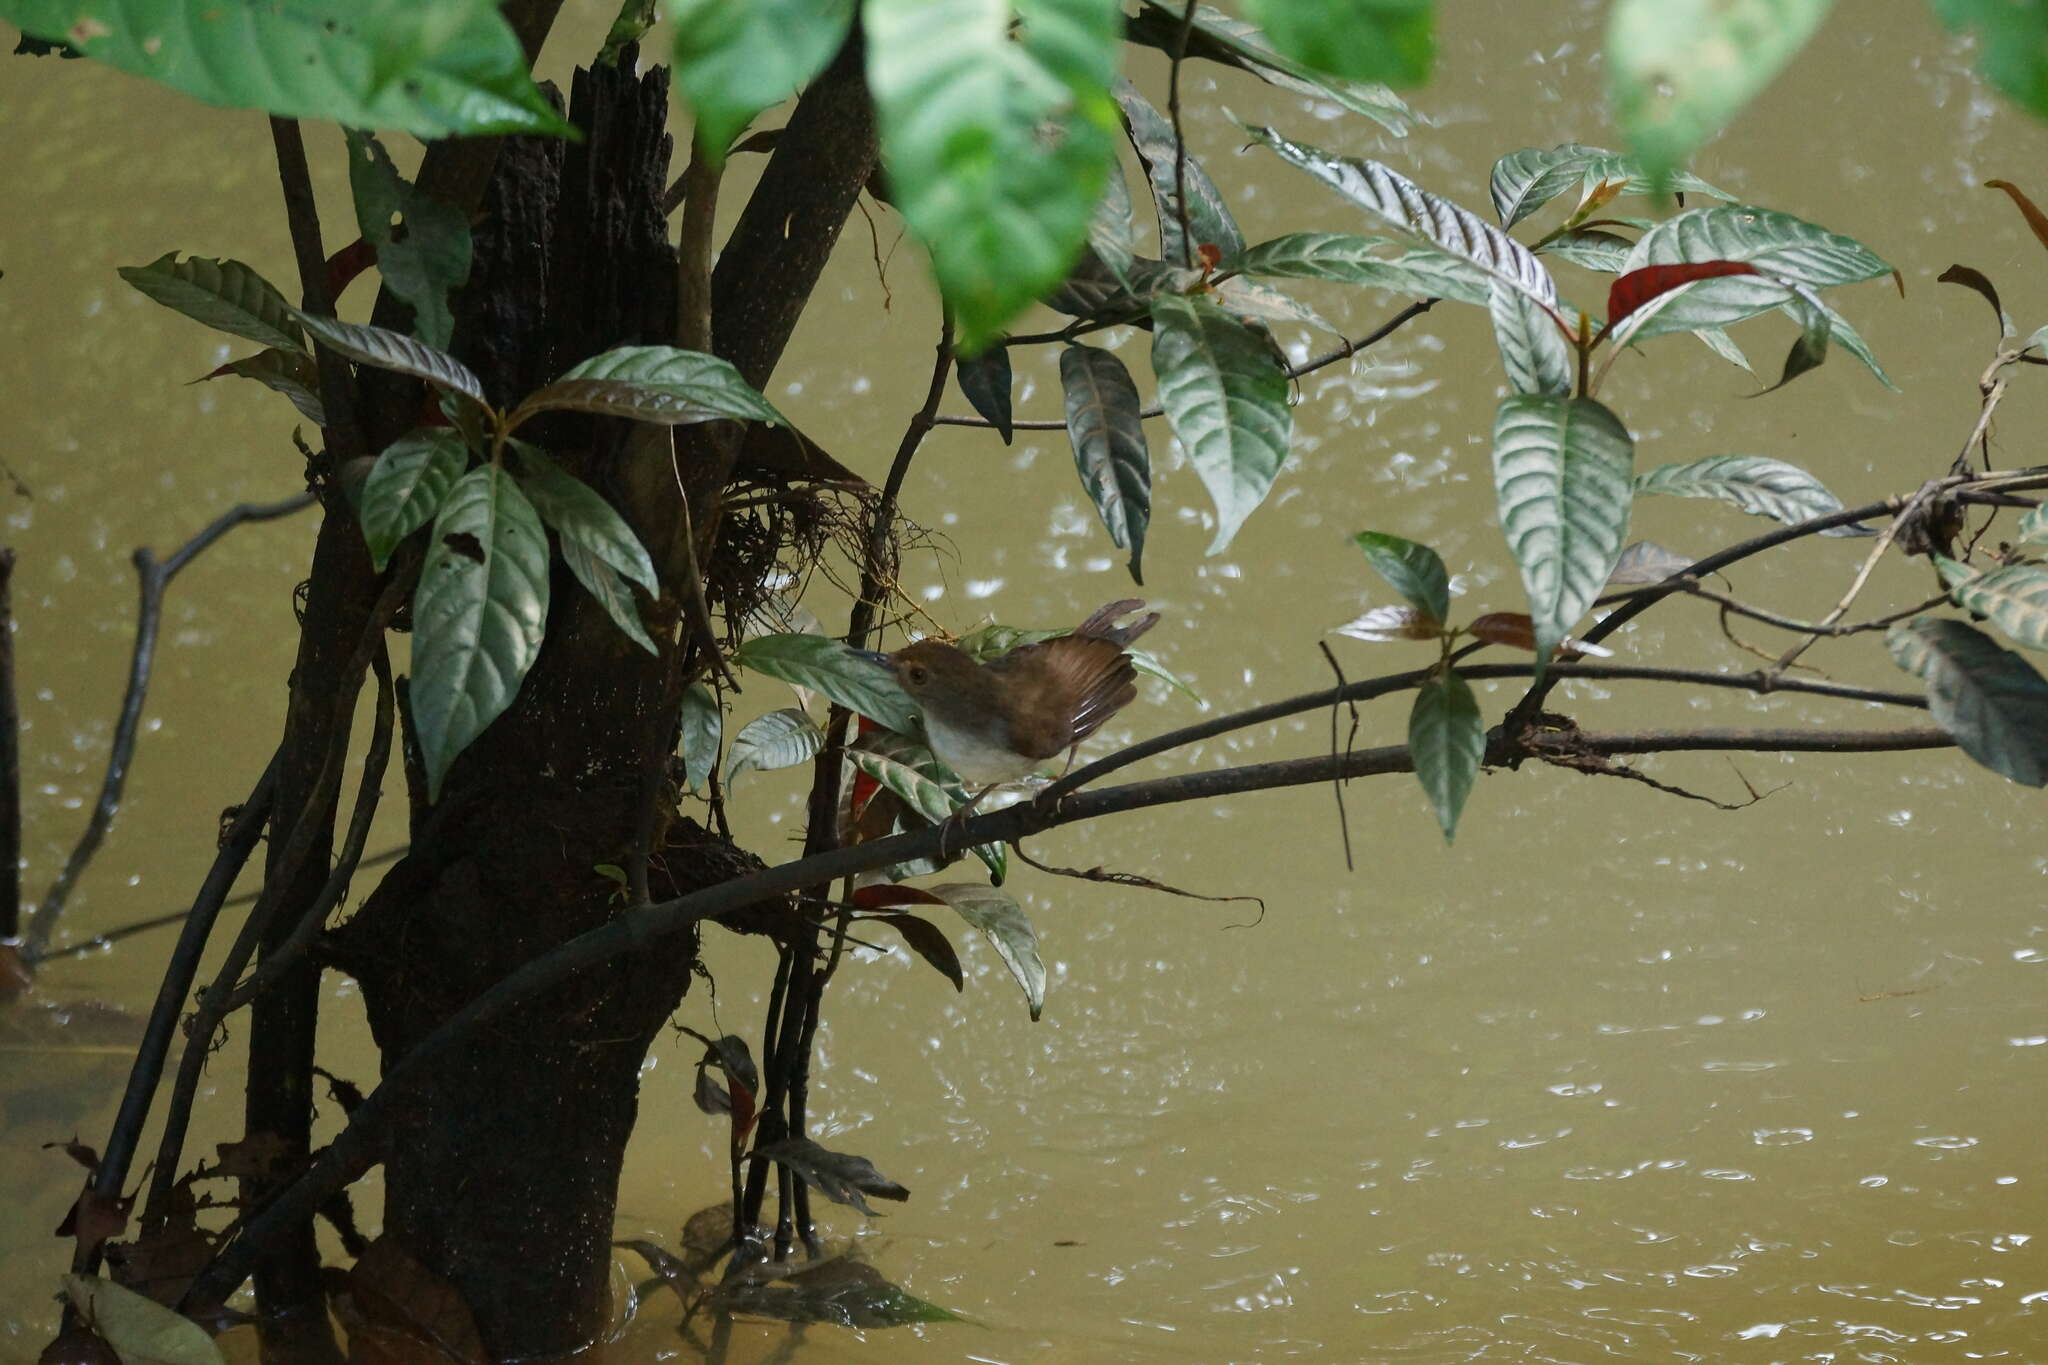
[1605,261,1760,331]
[1468,612,1537,651]
[848,715,884,820]
[323,238,376,304]
[1986,179,2048,257]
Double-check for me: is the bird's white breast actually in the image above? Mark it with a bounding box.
[923,713,1040,786]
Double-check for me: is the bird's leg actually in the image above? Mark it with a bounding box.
[938,784,996,862]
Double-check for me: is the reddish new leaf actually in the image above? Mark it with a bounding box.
[1468,612,1538,650]
[1605,261,1760,331]
[323,238,377,303]
[1986,179,2048,256]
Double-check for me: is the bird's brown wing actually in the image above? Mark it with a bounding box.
[1073,598,1160,648]
[989,634,1137,758]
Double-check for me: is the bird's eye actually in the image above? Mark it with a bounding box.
[907,666,928,686]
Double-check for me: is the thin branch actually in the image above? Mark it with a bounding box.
[1315,640,1357,872]
[1597,576,1950,638]
[1167,0,1199,269]
[0,549,17,946]
[22,494,315,963]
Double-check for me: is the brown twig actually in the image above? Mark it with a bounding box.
[1315,640,1358,872]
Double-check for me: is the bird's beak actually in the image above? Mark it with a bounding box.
[849,648,895,671]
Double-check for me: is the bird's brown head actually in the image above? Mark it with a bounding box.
[874,639,995,721]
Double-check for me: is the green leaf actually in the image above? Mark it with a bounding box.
[557,538,657,655]
[198,347,326,424]
[865,0,1121,351]
[668,0,855,161]
[1937,557,2048,651]
[1489,143,1734,228]
[1607,0,1835,184]
[1634,454,1869,536]
[1150,292,1292,555]
[1238,0,1431,85]
[410,464,551,801]
[1488,280,1573,396]
[1492,394,1635,668]
[1113,79,1245,265]
[293,309,488,408]
[1617,205,1891,339]
[1236,232,1487,305]
[1246,125,1558,308]
[118,252,304,352]
[343,130,472,351]
[63,1274,223,1365]
[847,748,964,828]
[870,912,966,992]
[733,633,922,734]
[955,344,1015,444]
[930,882,1046,1020]
[1126,2,1413,134]
[1887,617,2048,786]
[848,732,1010,881]
[1931,0,2048,120]
[1693,325,1755,373]
[1208,275,1340,335]
[1351,531,1449,623]
[513,345,785,426]
[1409,668,1483,841]
[1607,539,1697,586]
[8,0,573,139]
[1059,343,1151,584]
[2017,503,2048,544]
[725,707,825,784]
[678,682,722,794]
[507,441,657,594]
[1539,229,1636,273]
[360,428,469,572]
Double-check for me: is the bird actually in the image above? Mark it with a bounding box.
[854,599,1160,797]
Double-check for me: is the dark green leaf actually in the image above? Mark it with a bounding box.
[955,345,1014,444]
[1127,2,1413,133]
[293,310,488,408]
[412,465,552,800]
[1634,454,1868,536]
[1239,0,1431,85]
[515,345,784,426]
[750,1136,909,1216]
[678,682,722,794]
[1492,394,1635,668]
[1488,280,1573,396]
[725,708,826,784]
[1937,557,2048,651]
[870,913,965,992]
[507,442,657,594]
[734,633,922,734]
[930,882,1046,1020]
[1059,343,1150,583]
[1150,292,1292,554]
[1409,669,1483,841]
[343,130,472,351]
[1351,531,1449,623]
[559,536,659,656]
[1887,617,2048,786]
[359,429,470,572]
[668,0,855,161]
[118,252,303,352]
[7,0,573,138]
[199,348,325,424]
[1114,79,1245,265]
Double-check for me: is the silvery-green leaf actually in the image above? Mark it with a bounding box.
[1488,280,1574,396]
[1150,292,1292,554]
[1634,454,1869,536]
[1937,557,2048,652]
[725,707,825,784]
[1887,617,2048,786]
[930,882,1047,1020]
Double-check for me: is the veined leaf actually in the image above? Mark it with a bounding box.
[929,882,1047,1020]
[360,428,469,571]
[1238,0,1432,86]
[1409,669,1483,842]
[509,441,659,654]
[1607,0,1835,183]
[1634,455,1869,536]
[2017,503,2048,544]
[9,0,572,138]
[119,252,303,352]
[294,310,488,408]
[1150,292,1292,555]
[734,633,922,735]
[846,733,1010,881]
[1237,232,1488,305]
[1693,325,1755,374]
[1488,280,1573,396]
[1489,143,1733,227]
[198,347,325,424]
[344,130,472,351]
[412,465,551,800]
[955,344,1014,444]
[678,682,722,794]
[668,0,855,162]
[1617,205,1890,340]
[1113,80,1245,266]
[1060,343,1151,584]
[1937,557,2048,651]
[1492,394,1635,669]
[725,708,825,784]
[1334,604,1443,642]
[559,537,658,655]
[1208,276,1340,335]
[1606,540,1696,587]
[1605,262,1760,330]
[1887,617,2048,786]
[514,345,784,426]
[1351,531,1449,622]
[1127,1,1412,134]
[1539,229,1635,274]
[1247,124,1558,308]
[866,0,1121,351]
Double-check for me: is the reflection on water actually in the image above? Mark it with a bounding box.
[7,0,2048,1360]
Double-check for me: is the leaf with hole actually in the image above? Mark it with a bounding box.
[1351,531,1449,623]
[119,253,303,352]
[410,465,551,801]
[669,0,855,161]
[1060,343,1151,583]
[930,882,1047,1020]
[735,633,921,735]
[344,130,472,351]
[1937,557,2048,652]
[1409,669,1483,842]
[1887,617,2048,786]
[515,345,784,427]
[1492,394,1635,671]
[678,683,722,795]
[1634,455,1868,536]
[1150,292,1292,555]
[359,429,470,572]
[725,708,825,785]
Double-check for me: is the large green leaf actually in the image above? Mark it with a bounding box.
[344,130,472,351]
[359,428,469,571]
[513,345,784,426]
[1488,143,1733,227]
[930,882,1046,1020]
[1937,557,2048,652]
[1607,0,1835,183]
[1930,0,2048,122]
[1409,668,1483,842]
[1059,343,1151,584]
[1236,232,1487,305]
[1239,0,1431,85]
[1887,617,2048,787]
[866,0,1121,352]
[1617,205,1890,339]
[733,633,922,734]
[1352,531,1449,624]
[1113,80,1245,266]
[1149,292,1292,555]
[668,0,856,161]
[1488,279,1573,396]
[509,441,659,655]
[1492,394,1635,668]
[1126,1,1412,134]
[725,707,826,784]
[1246,125,1558,309]
[1634,454,1869,536]
[118,252,303,352]
[293,310,488,408]
[678,682,723,794]
[411,465,552,800]
[6,0,573,138]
